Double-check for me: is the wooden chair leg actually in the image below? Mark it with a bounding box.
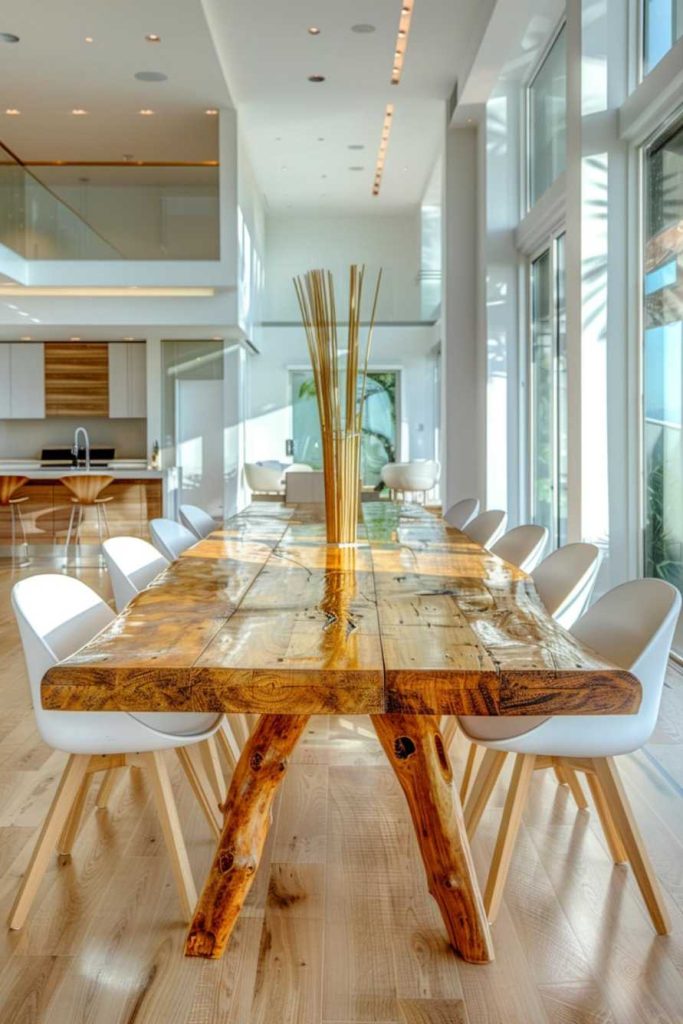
[199,737,226,807]
[441,717,458,750]
[217,720,240,771]
[585,771,628,864]
[57,773,92,862]
[561,765,589,810]
[175,747,222,837]
[460,742,480,802]
[592,757,670,934]
[554,764,568,785]
[463,748,508,839]
[95,768,121,810]
[141,750,198,923]
[484,753,536,923]
[9,753,91,930]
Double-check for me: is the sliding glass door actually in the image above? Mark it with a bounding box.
[529,233,567,549]
[643,119,683,621]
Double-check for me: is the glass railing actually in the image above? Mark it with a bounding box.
[0,142,220,260]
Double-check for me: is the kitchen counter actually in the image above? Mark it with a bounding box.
[0,462,165,480]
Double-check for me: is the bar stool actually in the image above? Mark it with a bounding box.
[0,475,30,567]
[61,475,114,564]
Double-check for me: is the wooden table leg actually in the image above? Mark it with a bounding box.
[185,713,310,959]
[371,713,494,964]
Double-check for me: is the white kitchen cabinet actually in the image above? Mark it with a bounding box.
[109,342,146,418]
[0,343,45,419]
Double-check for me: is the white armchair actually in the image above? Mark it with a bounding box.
[380,460,441,504]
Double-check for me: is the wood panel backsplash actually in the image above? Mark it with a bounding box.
[45,343,109,417]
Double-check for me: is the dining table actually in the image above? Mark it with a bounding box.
[41,501,641,965]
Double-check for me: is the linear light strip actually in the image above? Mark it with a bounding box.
[391,1,414,85]
[372,103,394,197]
[0,287,215,297]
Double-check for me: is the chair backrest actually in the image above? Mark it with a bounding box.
[570,578,681,743]
[149,518,197,562]
[445,498,480,530]
[11,575,115,715]
[531,542,600,628]
[244,463,285,492]
[465,509,508,548]
[179,504,216,540]
[103,536,170,612]
[491,524,549,573]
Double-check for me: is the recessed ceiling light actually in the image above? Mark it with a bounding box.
[308,74,325,83]
[70,336,81,341]
[134,71,168,82]
[317,137,325,142]
[212,335,223,341]
[0,33,20,44]
[391,2,413,84]
[139,109,155,116]
[20,336,31,341]
[145,33,161,42]
[321,174,327,179]
[348,144,364,150]
[205,108,218,115]
[349,166,365,171]
[84,36,94,43]
[71,109,88,115]
[5,108,20,115]
[308,26,321,35]
[373,103,394,197]
[123,336,134,341]
[351,24,376,33]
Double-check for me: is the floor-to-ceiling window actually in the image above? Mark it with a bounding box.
[529,232,567,548]
[643,0,683,75]
[527,24,567,208]
[643,117,683,614]
[290,369,399,487]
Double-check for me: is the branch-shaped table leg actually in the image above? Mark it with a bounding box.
[371,713,494,964]
[185,713,310,958]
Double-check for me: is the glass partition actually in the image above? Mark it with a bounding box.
[643,119,683,615]
[643,0,683,75]
[0,144,220,259]
[527,26,567,208]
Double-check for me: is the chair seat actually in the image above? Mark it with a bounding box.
[40,709,223,756]
[61,475,114,505]
[0,475,29,505]
[459,712,648,759]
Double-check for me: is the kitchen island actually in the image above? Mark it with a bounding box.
[0,464,170,551]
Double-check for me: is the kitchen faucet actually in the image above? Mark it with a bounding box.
[72,426,91,471]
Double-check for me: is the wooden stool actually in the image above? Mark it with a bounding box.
[0,476,30,567]
[61,475,114,565]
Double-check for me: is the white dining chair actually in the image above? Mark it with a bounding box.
[103,536,170,613]
[179,504,217,540]
[454,541,602,803]
[380,461,440,504]
[532,542,601,629]
[244,463,285,495]
[461,578,681,932]
[491,524,549,573]
[465,509,508,548]
[9,574,231,929]
[149,518,197,562]
[444,498,480,530]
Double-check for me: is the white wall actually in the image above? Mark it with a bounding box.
[245,324,437,467]
[264,212,422,323]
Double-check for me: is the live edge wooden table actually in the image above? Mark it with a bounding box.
[42,501,641,966]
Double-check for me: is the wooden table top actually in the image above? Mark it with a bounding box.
[42,502,641,717]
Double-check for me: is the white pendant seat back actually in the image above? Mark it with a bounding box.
[149,518,197,562]
[445,498,480,530]
[12,575,221,754]
[459,579,681,757]
[103,536,169,613]
[491,525,549,573]
[531,542,600,629]
[179,504,216,540]
[465,510,507,549]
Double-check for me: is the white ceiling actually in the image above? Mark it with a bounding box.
[0,0,228,162]
[207,0,488,212]
[1,0,492,212]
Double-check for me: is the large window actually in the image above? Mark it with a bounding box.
[527,26,567,207]
[643,119,683,605]
[291,369,399,487]
[643,0,683,76]
[529,233,568,549]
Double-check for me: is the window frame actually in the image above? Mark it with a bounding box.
[523,16,568,215]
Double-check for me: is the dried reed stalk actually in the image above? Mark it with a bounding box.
[293,264,382,544]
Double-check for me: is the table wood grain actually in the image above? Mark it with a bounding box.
[42,502,640,718]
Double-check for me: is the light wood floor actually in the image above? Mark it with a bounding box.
[0,556,682,1024]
